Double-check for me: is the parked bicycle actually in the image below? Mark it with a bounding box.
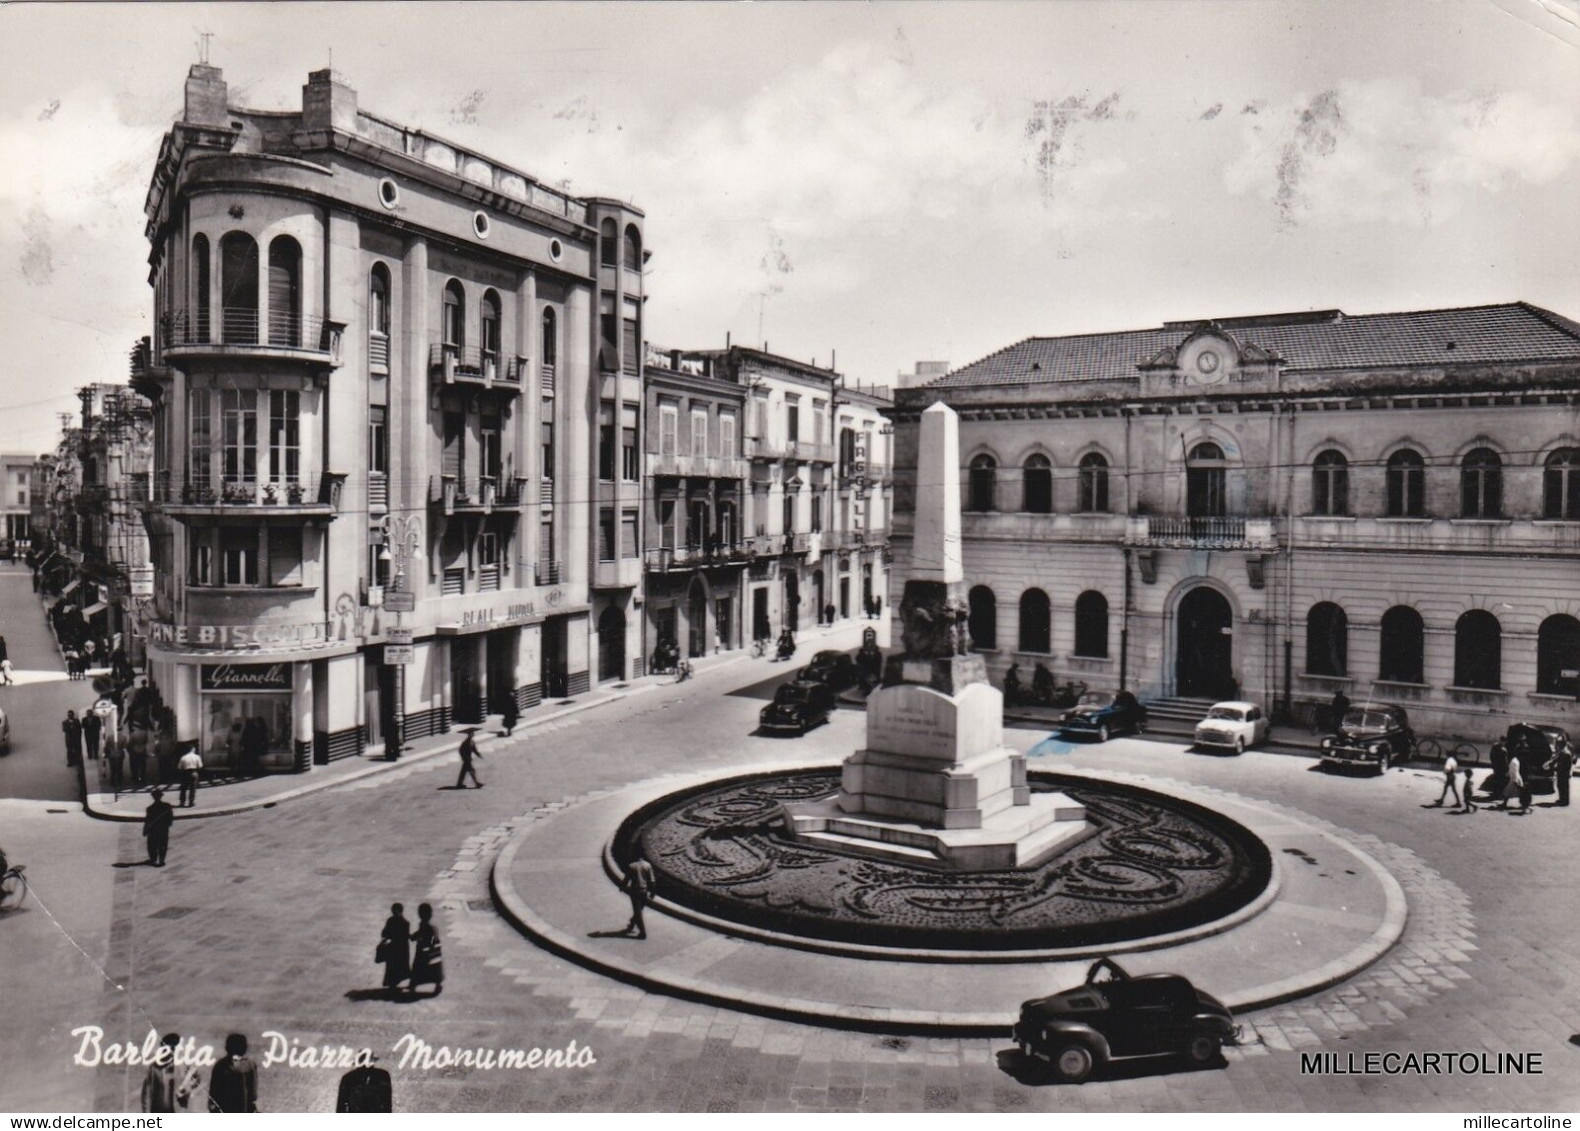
[0,863,27,913]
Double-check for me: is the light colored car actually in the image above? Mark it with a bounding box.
[1193,701,1269,754]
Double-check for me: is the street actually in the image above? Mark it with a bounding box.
[0,562,91,802]
[2,619,1577,1113]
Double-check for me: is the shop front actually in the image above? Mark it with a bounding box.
[198,661,298,773]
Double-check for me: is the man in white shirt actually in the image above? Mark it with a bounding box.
[177,747,203,808]
[1431,753,1460,808]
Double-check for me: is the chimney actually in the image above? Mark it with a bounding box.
[183,64,229,127]
[302,68,358,132]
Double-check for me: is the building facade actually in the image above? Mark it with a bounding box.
[134,64,645,772]
[1,451,33,548]
[890,303,1580,743]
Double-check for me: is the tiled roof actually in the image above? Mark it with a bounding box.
[930,303,1580,388]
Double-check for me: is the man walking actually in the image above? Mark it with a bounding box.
[143,788,175,866]
[1329,688,1351,733]
[62,710,83,767]
[623,854,657,940]
[1548,740,1574,807]
[83,709,102,761]
[208,1033,259,1113]
[500,694,519,738]
[105,733,125,793]
[455,730,483,789]
[1460,764,1478,812]
[141,1033,199,1113]
[177,747,203,808]
[1430,752,1460,808]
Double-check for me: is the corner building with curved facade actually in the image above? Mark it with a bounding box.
[134,65,645,771]
[888,303,1580,744]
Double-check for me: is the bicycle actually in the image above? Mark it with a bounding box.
[674,659,694,684]
[1410,735,1443,763]
[0,864,27,912]
[750,637,770,659]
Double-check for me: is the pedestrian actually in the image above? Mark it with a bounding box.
[336,1057,393,1112]
[105,732,125,792]
[242,716,268,775]
[208,1033,259,1113]
[1499,755,1528,813]
[143,788,174,866]
[1548,740,1574,807]
[455,730,483,788]
[410,902,444,996]
[623,854,657,939]
[154,718,178,784]
[378,903,411,993]
[873,595,882,621]
[128,724,149,786]
[0,657,13,685]
[83,709,102,761]
[1330,688,1351,732]
[177,746,203,808]
[1460,765,1478,812]
[62,709,83,766]
[140,1033,199,1113]
[83,639,97,672]
[500,695,519,738]
[824,602,836,626]
[0,632,8,667]
[1430,752,1460,808]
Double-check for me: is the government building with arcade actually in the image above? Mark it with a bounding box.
[887,302,1580,743]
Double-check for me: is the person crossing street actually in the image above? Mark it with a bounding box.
[455,730,483,789]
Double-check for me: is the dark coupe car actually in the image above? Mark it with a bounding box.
[1486,723,1573,796]
[796,650,862,694]
[758,679,836,736]
[1319,703,1413,772]
[1012,958,1238,1083]
[1058,690,1146,743]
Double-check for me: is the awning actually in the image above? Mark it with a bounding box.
[61,578,80,596]
[82,602,109,618]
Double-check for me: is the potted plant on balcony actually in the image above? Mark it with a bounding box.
[286,482,304,506]
[261,483,278,505]
[222,481,251,504]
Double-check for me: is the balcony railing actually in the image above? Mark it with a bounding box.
[427,344,521,392]
[534,561,563,586]
[780,532,810,555]
[427,474,528,514]
[1125,515,1278,550]
[745,436,784,460]
[149,473,345,514]
[649,452,749,480]
[162,309,342,359]
[785,441,835,464]
[643,542,751,572]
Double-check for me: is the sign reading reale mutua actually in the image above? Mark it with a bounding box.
[201,663,293,692]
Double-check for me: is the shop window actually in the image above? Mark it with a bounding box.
[1074,590,1109,658]
[1543,449,1580,520]
[1018,588,1051,654]
[969,585,997,650]
[1453,609,1502,690]
[1386,449,1425,517]
[1023,454,1052,514]
[1379,606,1424,684]
[1312,450,1349,516]
[1305,602,1348,677]
[1537,614,1580,695]
[1460,448,1502,518]
[968,455,996,512]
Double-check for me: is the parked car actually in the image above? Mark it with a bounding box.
[1486,722,1571,797]
[1058,690,1146,743]
[796,650,862,694]
[758,680,836,736]
[1192,701,1269,754]
[1012,957,1238,1083]
[1319,703,1413,772]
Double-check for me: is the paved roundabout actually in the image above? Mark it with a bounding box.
[492,757,1411,1035]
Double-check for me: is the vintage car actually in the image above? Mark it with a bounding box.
[1485,723,1572,797]
[796,650,863,694]
[1058,690,1147,743]
[1012,958,1238,1083]
[1319,703,1414,772]
[1192,701,1269,754]
[758,680,836,736]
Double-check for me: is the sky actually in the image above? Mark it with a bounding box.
[1,0,1577,453]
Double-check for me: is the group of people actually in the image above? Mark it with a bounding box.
[1002,662,1075,708]
[139,1028,395,1112]
[221,716,274,777]
[378,902,445,996]
[61,681,180,792]
[1429,728,1574,814]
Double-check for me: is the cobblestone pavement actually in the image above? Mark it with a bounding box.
[6,645,1579,1112]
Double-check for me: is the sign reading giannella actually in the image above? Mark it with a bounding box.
[201,663,293,692]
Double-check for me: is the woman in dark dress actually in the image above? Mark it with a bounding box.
[409,903,443,996]
[380,903,411,992]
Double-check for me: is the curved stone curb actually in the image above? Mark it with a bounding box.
[491,763,1411,1034]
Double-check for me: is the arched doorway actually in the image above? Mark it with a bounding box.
[1176,587,1234,698]
[597,605,625,683]
[784,570,800,632]
[687,577,709,658]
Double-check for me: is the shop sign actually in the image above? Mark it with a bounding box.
[151,620,332,649]
[129,566,154,598]
[384,589,416,613]
[384,644,413,665]
[201,663,292,692]
[387,629,414,646]
[457,601,537,631]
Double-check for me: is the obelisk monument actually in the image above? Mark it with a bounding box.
[781,402,1087,870]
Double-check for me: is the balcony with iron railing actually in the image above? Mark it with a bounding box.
[427,474,529,515]
[779,531,810,555]
[147,472,346,519]
[784,440,836,465]
[534,560,563,587]
[161,309,344,366]
[643,542,752,572]
[649,452,749,480]
[1125,515,1278,550]
[427,344,523,395]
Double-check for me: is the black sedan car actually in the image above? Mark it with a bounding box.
[796,650,863,694]
[1485,722,1572,797]
[758,680,837,736]
[1319,703,1413,772]
[1012,958,1238,1083]
[1058,690,1146,743]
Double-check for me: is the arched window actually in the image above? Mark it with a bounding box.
[1386,449,1425,518]
[1461,448,1502,518]
[1305,602,1348,677]
[599,218,618,267]
[541,307,558,371]
[1078,452,1110,513]
[1186,442,1227,517]
[1312,449,1349,516]
[1018,588,1051,654]
[219,231,259,344]
[1022,454,1052,513]
[968,455,997,512]
[1074,591,1109,658]
[480,289,502,373]
[442,280,465,349]
[624,224,642,270]
[1543,448,1580,520]
[267,236,302,347]
[1537,614,1580,695]
[968,585,997,651]
[369,264,390,337]
[1454,609,1502,690]
[191,234,210,342]
[1379,606,1424,684]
